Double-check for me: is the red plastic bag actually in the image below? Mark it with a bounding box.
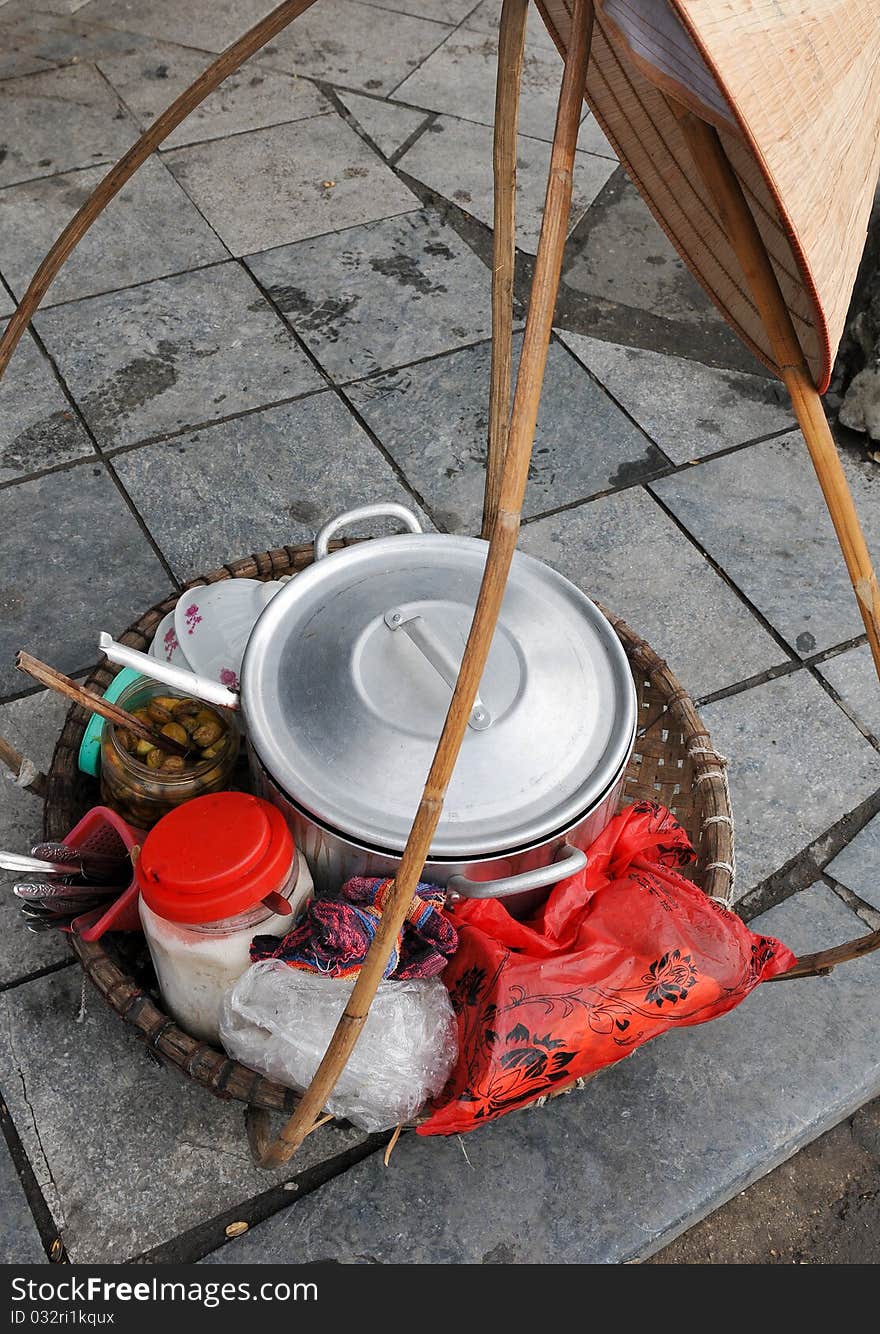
[418,801,796,1136]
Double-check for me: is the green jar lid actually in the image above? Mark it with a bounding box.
[78,668,144,777]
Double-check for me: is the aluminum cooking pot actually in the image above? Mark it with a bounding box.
[101,502,637,915]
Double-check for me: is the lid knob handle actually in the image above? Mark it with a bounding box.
[314,502,423,561]
[384,607,492,731]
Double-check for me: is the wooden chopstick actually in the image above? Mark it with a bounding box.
[15,652,190,758]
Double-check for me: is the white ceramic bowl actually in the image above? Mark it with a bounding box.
[174,578,288,690]
[149,609,193,670]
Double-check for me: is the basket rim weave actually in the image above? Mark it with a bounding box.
[44,539,732,1114]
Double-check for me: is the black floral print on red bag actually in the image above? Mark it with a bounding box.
[641,948,699,1006]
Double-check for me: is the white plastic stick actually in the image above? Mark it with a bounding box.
[98,632,240,710]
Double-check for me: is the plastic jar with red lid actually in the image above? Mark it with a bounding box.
[136,791,313,1042]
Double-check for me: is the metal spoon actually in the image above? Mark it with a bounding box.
[31,842,130,882]
[0,851,92,878]
[14,881,123,902]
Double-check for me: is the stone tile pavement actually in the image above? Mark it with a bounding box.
[1,0,879,1265]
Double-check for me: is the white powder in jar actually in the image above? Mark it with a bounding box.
[139,856,313,1044]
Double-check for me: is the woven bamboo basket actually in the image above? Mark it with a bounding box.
[43,540,733,1116]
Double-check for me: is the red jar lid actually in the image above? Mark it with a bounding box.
[136,792,294,924]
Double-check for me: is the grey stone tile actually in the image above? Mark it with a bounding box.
[398,116,615,256]
[462,0,557,49]
[0,322,94,481]
[564,172,730,336]
[818,644,880,741]
[392,27,569,142]
[35,264,322,450]
[0,1144,43,1264]
[0,63,136,187]
[653,433,880,659]
[348,335,666,530]
[336,90,429,159]
[259,0,452,94]
[0,966,368,1262]
[702,672,880,894]
[0,156,228,307]
[98,45,331,150]
[0,691,72,987]
[206,885,880,1265]
[164,116,419,256]
[0,13,158,69]
[0,291,13,317]
[29,0,92,13]
[245,209,492,379]
[0,463,171,695]
[0,21,55,80]
[575,112,617,160]
[113,392,428,580]
[826,814,880,911]
[518,487,784,699]
[557,331,793,464]
[365,0,480,24]
[82,0,279,54]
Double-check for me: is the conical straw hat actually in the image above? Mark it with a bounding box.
[535,0,880,391]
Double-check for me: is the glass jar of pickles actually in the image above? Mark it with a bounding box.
[100,678,240,829]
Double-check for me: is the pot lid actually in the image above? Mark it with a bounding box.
[242,533,636,858]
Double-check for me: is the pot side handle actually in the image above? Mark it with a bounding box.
[446,842,587,899]
[313,502,423,560]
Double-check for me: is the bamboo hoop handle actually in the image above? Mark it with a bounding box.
[246,0,596,1169]
[0,0,319,379]
[671,105,880,684]
[769,926,880,981]
[481,0,529,540]
[0,734,46,799]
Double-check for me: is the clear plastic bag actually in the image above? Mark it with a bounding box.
[219,960,458,1132]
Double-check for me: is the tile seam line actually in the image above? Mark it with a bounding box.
[241,258,448,533]
[5,15,233,64]
[0,156,117,194]
[644,483,806,664]
[0,351,793,517]
[148,106,334,157]
[821,871,880,932]
[17,318,182,591]
[554,326,793,453]
[130,1133,393,1265]
[516,424,803,528]
[693,638,880,707]
[100,329,519,463]
[383,1,477,101]
[645,482,880,747]
[0,662,96,708]
[1,1002,63,1242]
[0,258,232,315]
[0,959,76,996]
[321,81,437,167]
[88,66,237,270]
[388,111,439,168]
[0,1085,67,1263]
[100,384,331,459]
[548,327,675,468]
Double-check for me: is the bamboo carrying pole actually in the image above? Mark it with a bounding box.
[0,0,319,380]
[672,105,880,684]
[481,0,529,540]
[246,0,596,1169]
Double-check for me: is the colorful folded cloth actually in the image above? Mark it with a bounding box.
[250,876,458,980]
